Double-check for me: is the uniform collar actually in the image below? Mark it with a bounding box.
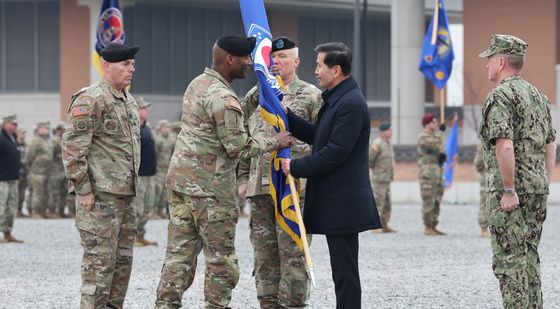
[205,67,235,93]
[500,75,521,85]
[101,79,128,100]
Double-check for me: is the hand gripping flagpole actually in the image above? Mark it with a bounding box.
[277,76,316,288]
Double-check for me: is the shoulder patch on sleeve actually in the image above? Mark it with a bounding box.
[228,99,243,112]
[72,106,89,117]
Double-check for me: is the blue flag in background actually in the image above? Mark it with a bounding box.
[443,119,458,189]
[419,0,454,89]
[93,0,125,75]
[239,0,303,250]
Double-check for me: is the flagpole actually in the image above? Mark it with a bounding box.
[431,0,439,45]
[288,175,316,287]
[439,86,445,123]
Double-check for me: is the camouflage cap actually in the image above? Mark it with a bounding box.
[478,34,528,58]
[2,114,18,124]
[16,127,26,134]
[54,121,65,130]
[158,119,171,127]
[137,96,151,109]
[36,121,50,129]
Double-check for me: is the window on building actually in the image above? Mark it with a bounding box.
[124,4,257,97]
[0,0,60,92]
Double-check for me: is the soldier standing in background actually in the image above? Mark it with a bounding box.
[49,122,69,218]
[134,97,158,247]
[474,142,489,238]
[62,42,141,308]
[155,34,292,309]
[25,121,53,219]
[0,114,24,243]
[153,119,176,219]
[369,123,396,233]
[238,36,322,309]
[478,34,556,308]
[417,113,447,236]
[16,128,29,218]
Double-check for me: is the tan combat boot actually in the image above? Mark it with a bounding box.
[424,227,439,236]
[382,225,397,233]
[134,235,158,247]
[480,227,490,238]
[1,232,24,243]
[433,227,447,236]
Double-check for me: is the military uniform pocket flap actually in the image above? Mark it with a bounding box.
[207,204,238,223]
[75,217,112,238]
[80,284,97,295]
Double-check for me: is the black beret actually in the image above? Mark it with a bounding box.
[101,42,139,63]
[272,36,296,53]
[217,34,256,57]
[379,123,391,131]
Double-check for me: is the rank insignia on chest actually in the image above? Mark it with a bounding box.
[72,106,89,117]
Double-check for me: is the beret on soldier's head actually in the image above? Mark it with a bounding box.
[478,34,527,58]
[136,96,151,109]
[272,36,297,53]
[379,123,391,132]
[101,42,140,63]
[216,34,256,57]
[2,114,18,124]
[422,113,436,126]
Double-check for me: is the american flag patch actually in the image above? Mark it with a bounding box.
[72,106,88,117]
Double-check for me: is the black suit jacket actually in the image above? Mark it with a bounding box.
[0,129,21,181]
[288,76,381,235]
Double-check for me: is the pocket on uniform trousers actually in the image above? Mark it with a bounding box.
[80,283,97,296]
[75,217,112,238]
[486,191,522,227]
[207,198,238,223]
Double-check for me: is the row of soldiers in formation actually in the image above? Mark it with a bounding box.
[8,113,182,240]
[369,117,489,238]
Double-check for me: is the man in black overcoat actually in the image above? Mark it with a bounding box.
[281,42,381,309]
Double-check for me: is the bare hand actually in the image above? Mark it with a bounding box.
[270,64,280,76]
[500,193,519,212]
[238,183,247,199]
[281,158,291,176]
[275,131,292,149]
[77,192,95,211]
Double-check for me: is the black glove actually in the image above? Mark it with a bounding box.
[438,153,447,166]
[439,123,446,132]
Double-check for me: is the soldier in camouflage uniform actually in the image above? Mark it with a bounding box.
[62,43,141,309]
[237,36,321,309]
[155,34,292,309]
[16,128,29,218]
[48,122,69,218]
[24,121,53,219]
[0,114,24,243]
[369,123,396,233]
[478,34,556,309]
[473,143,489,238]
[417,113,447,236]
[153,119,176,219]
[134,97,158,247]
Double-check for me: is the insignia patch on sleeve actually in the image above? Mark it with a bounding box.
[75,118,87,131]
[229,99,242,111]
[72,106,89,117]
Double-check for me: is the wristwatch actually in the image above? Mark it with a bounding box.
[504,187,515,196]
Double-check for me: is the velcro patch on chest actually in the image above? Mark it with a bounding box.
[72,106,89,117]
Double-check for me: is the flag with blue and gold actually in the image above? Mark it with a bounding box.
[240,0,303,250]
[93,0,126,76]
[443,118,458,189]
[419,0,454,89]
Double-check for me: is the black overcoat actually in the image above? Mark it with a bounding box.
[288,76,381,235]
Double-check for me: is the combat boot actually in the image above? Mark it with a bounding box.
[45,212,60,219]
[16,209,28,218]
[1,232,24,243]
[158,208,168,219]
[134,235,158,247]
[382,225,397,233]
[480,227,490,238]
[30,212,44,219]
[433,227,447,236]
[424,227,439,236]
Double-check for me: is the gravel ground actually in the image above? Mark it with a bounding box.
[1,203,559,309]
